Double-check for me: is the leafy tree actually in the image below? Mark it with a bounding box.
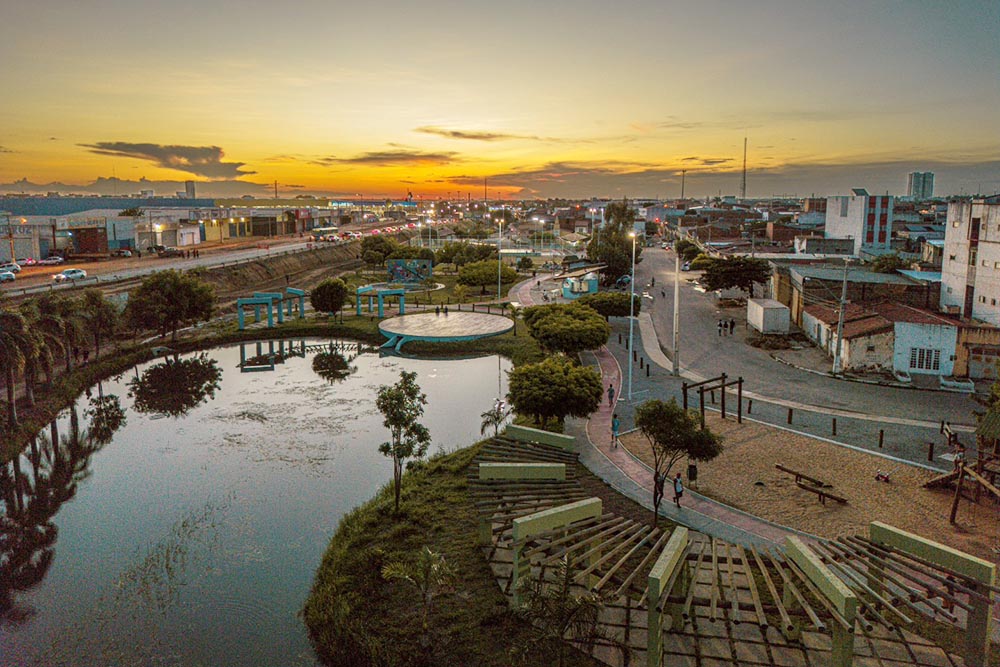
[382,546,457,650]
[310,278,348,316]
[452,284,469,303]
[360,235,399,268]
[79,289,119,356]
[634,399,723,525]
[513,556,625,667]
[480,400,512,437]
[125,270,214,341]
[507,303,522,336]
[675,239,701,262]
[457,260,518,295]
[870,253,907,274]
[688,253,714,270]
[584,199,642,284]
[128,354,222,417]
[386,245,436,264]
[85,392,127,445]
[699,256,770,296]
[436,241,495,267]
[522,303,610,356]
[576,292,641,319]
[376,371,431,513]
[507,356,602,428]
[516,256,533,271]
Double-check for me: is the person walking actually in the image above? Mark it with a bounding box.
[611,414,620,449]
[717,319,724,336]
[654,470,666,513]
[673,472,684,507]
[607,383,616,407]
[728,318,736,335]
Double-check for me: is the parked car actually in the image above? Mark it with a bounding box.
[157,246,185,258]
[681,261,691,271]
[0,262,21,273]
[147,244,166,254]
[0,271,15,283]
[111,248,133,257]
[16,257,36,266]
[53,268,87,283]
[38,255,65,265]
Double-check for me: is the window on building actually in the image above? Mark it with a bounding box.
[953,221,960,227]
[909,347,941,371]
[867,345,876,352]
[949,255,956,261]
[992,299,997,306]
[980,296,987,303]
[994,261,1000,269]
[947,287,953,293]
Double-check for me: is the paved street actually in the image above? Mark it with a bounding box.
[636,247,979,426]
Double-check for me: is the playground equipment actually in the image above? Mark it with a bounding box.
[238,339,306,372]
[924,410,1000,526]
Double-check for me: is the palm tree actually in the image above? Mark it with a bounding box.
[79,289,118,356]
[382,546,456,648]
[514,557,626,667]
[34,294,82,373]
[507,303,522,336]
[18,302,64,405]
[480,400,511,438]
[0,310,31,427]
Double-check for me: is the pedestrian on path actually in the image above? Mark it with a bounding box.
[673,473,684,507]
[728,318,735,335]
[611,414,620,448]
[717,320,724,336]
[607,383,615,407]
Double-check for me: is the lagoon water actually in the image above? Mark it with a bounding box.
[1,341,510,666]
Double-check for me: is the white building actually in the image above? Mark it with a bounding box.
[939,195,1000,325]
[907,172,935,199]
[825,188,895,256]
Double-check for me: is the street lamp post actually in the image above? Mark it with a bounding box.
[832,258,851,374]
[628,231,637,400]
[497,216,503,301]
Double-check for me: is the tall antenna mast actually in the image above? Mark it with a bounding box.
[740,135,747,200]
[680,170,686,199]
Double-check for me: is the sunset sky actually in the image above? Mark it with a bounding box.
[1,1,998,199]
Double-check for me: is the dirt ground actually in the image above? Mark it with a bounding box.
[620,414,1000,563]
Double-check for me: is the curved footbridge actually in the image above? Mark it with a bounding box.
[378,310,512,352]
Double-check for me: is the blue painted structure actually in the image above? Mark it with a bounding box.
[284,287,306,318]
[356,285,406,318]
[237,296,276,330]
[561,271,600,300]
[239,339,306,372]
[377,312,513,352]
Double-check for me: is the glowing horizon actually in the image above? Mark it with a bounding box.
[2,1,998,199]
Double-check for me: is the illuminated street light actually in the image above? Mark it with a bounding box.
[628,231,637,400]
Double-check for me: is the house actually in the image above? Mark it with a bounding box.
[825,188,894,256]
[939,195,1000,325]
[801,301,959,379]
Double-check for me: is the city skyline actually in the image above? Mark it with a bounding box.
[2,1,998,199]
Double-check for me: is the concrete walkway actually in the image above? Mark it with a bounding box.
[511,275,799,546]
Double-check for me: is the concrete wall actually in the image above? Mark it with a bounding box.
[893,321,957,376]
[843,330,894,371]
[955,325,1000,379]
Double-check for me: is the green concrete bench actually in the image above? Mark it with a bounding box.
[504,425,576,451]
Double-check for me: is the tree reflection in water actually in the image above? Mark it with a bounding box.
[1,395,125,625]
[311,349,358,384]
[128,354,222,418]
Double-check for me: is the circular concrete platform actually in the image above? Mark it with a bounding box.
[379,311,513,351]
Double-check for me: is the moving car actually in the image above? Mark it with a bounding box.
[0,262,21,273]
[39,255,65,265]
[0,271,15,283]
[111,248,133,257]
[16,257,36,266]
[53,268,87,283]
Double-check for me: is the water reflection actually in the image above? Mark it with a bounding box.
[128,353,222,417]
[1,339,511,666]
[1,397,124,626]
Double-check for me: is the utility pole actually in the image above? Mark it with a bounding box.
[832,258,850,374]
[680,170,686,199]
[672,242,681,376]
[740,135,747,200]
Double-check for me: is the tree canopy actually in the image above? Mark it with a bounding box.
[575,292,641,319]
[360,235,399,268]
[79,289,119,355]
[457,260,518,294]
[311,278,348,316]
[125,270,214,340]
[634,399,723,524]
[522,303,610,355]
[585,199,642,284]
[507,356,602,428]
[698,256,770,296]
[675,239,701,262]
[128,354,222,418]
[869,253,907,274]
[376,371,431,513]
